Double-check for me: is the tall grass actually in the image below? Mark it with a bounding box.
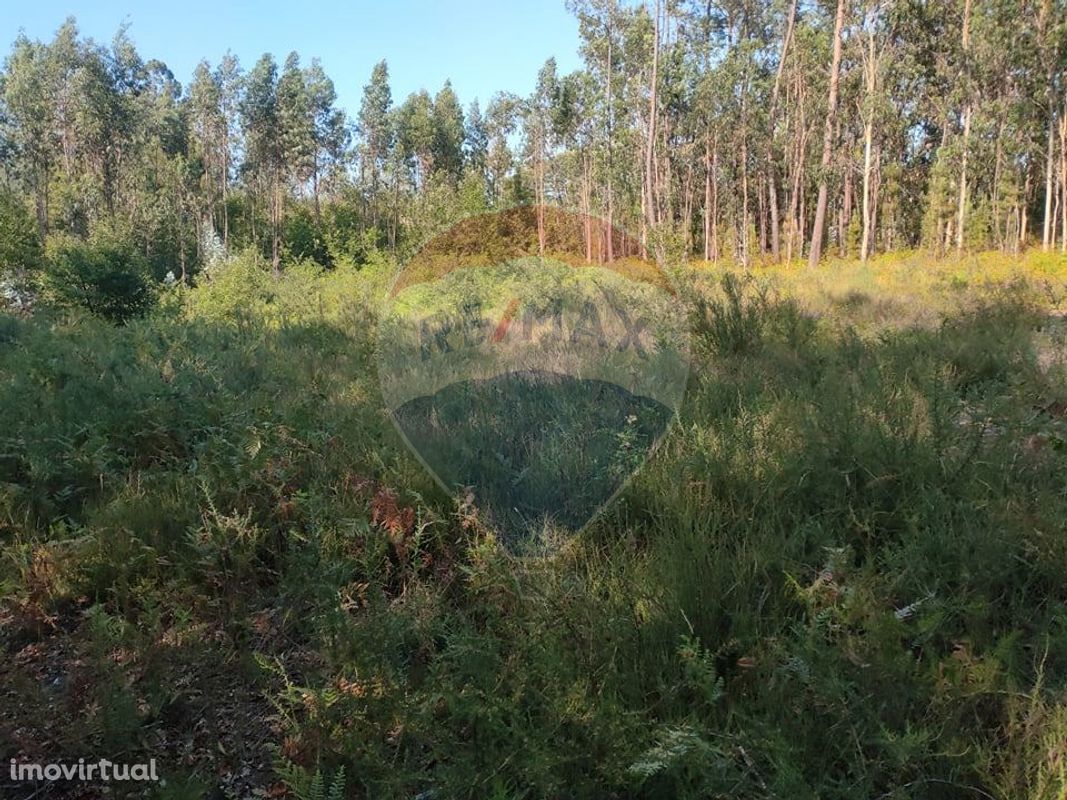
[1,251,1066,799]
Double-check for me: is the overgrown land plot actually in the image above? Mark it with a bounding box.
[1,252,1067,800]
[3,0,1067,798]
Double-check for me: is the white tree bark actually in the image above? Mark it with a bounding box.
[808,0,846,268]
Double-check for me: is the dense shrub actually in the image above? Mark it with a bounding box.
[42,236,156,323]
[0,190,42,281]
[323,200,385,267]
[283,205,331,266]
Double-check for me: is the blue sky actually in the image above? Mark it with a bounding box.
[1,0,583,113]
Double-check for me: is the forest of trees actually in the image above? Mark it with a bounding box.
[1,0,1067,294]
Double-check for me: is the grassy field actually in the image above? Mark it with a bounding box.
[2,249,1067,799]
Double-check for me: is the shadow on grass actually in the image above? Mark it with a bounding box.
[0,279,1065,799]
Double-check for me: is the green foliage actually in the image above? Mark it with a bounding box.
[431,80,465,182]
[322,192,384,266]
[283,204,330,265]
[42,234,156,323]
[0,189,42,280]
[276,763,347,800]
[2,253,1067,799]
[691,272,771,356]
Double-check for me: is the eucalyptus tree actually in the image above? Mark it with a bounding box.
[215,53,242,245]
[359,59,393,227]
[0,34,55,236]
[189,60,227,240]
[303,58,348,220]
[430,81,465,184]
[464,99,489,185]
[241,53,283,274]
[562,70,601,260]
[397,89,435,190]
[808,0,848,268]
[525,58,562,253]
[277,52,316,203]
[569,0,627,260]
[484,92,522,206]
[855,0,893,262]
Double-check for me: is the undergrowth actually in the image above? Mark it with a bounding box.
[2,251,1067,799]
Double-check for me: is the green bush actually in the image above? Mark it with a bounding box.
[43,235,156,323]
[0,189,42,280]
[283,204,330,266]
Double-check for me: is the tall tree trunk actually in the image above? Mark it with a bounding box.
[759,175,768,255]
[271,175,281,278]
[582,151,593,263]
[955,0,973,254]
[861,116,875,261]
[740,107,750,268]
[179,222,187,284]
[683,157,695,253]
[1054,170,1062,248]
[768,167,782,261]
[860,3,879,262]
[1060,105,1067,253]
[222,143,230,247]
[1022,170,1031,248]
[767,0,798,262]
[313,160,321,228]
[992,118,1005,251]
[956,106,972,254]
[787,72,806,263]
[841,153,852,257]
[871,150,881,253]
[605,23,615,263]
[391,170,399,252]
[537,134,546,257]
[703,134,712,261]
[643,0,660,248]
[808,0,847,268]
[659,115,672,234]
[712,142,719,261]
[739,51,751,268]
[34,163,49,239]
[1039,0,1054,251]
[1044,111,1057,251]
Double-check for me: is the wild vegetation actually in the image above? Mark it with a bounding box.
[2,1,1067,799]
[1,247,1066,798]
